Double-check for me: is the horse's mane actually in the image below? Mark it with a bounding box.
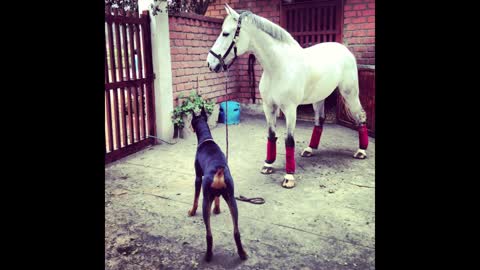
[237,10,298,46]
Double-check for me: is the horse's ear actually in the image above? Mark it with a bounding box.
[224,3,239,19]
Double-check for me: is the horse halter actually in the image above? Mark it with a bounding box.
[209,14,244,71]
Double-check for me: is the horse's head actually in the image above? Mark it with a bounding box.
[207,4,250,72]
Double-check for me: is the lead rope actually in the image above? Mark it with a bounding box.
[224,69,229,164]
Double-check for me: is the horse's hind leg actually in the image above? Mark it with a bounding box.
[301,100,326,157]
[339,82,369,159]
[261,102,278,174]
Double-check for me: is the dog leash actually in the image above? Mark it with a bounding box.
[223,66,230,164]
[235,195,265,205]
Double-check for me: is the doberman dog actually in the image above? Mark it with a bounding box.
[187,108,247,262]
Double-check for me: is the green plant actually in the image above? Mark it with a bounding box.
[172,91,215,129]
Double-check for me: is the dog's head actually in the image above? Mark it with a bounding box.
[190,107,208,133]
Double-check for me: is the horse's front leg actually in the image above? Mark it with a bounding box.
[282,105,297,188]
[261,102,278,174]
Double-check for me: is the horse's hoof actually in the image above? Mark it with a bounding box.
[301,147,313,157]
[282,174,295,188]
[261,164,274,174]
[353,149,367,159]
[238,250,248,260]
[205,251,213,262]
[213,207,221,215]
[188,209,196,216]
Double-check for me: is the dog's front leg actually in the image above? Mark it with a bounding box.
[188,176,202,216]
[202,196,214,262]
[188,161,203,216]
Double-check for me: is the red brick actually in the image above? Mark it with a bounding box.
[170,48,181,55]
[353,46,367,52]
[171,62,182,70]
[184,69,193,76]
[174,39,183,46]
[353,4,367,10]
[353,30,367,37]
[172,77,180,85]
[177,84,185,91]
[344,18,352,24]
[352,17,367,24]
[368,16,375,23]
[357,59,368,65]
[191,40,200,47]
[186,33,195,39]
[345,24,358,31]
[364,23,375,29]
[368,3,375,9]
[184,83,193,90]
[344,11,357,18]
[172,54,184,62]
[363,37,375,44]
[177,69,185,76]
[345,5,353,11]
[348,37,361,44]
[366,29,375,36]
[362,9,375,16]
[363,52,375,58]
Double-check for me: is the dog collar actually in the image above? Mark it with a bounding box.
[197,138,214,148]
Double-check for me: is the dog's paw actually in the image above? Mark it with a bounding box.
[238,249,248,260]
[205,251,213,262]
[213,207,221,215]
[188,209,196,216]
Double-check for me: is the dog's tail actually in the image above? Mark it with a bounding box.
[211,167,227,189]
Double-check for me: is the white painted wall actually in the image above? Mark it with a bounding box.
[139,0,174,143]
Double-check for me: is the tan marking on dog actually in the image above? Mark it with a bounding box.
[211,168,227,189]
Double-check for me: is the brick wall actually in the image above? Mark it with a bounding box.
[343,0,375,66]
[169,12,239,107]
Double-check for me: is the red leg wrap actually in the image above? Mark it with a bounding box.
[266,138,277,164]
[308,125,323,149]
[359,124,369,150]
[285,146,295,174]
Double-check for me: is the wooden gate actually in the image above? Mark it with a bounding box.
[105,9,156,164]
[280,0,344,48]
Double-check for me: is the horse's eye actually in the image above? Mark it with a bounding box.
[222,32,229,37]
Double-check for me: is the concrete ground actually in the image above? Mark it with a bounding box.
[105,114,375,270]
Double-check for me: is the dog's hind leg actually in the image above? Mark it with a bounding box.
[224,193,247,260]
[188,160,203,216]
[202,196,214,262]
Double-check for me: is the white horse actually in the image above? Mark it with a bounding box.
[207,4,369,189]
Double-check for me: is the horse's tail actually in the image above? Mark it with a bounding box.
[338,68,366,125]
[211,167,227,189]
